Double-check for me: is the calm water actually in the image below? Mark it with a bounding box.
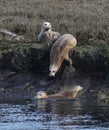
[0,99,109,130]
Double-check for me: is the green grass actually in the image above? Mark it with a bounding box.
[0,0,109,44]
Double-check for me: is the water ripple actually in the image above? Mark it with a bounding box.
[0,100,109,130]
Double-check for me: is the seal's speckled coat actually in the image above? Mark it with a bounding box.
[49,34,77,77]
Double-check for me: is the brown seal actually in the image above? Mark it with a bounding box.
[49,34,77,77]
[34,85,83,99]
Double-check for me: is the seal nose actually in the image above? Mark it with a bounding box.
[49,72,55,77]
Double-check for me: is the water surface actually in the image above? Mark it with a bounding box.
[0,99,109,130]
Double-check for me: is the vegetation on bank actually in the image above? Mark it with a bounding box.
[0,0,109,45]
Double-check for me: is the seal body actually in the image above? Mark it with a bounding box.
[34,85,83,99]
[49,34,77,77]
[38,22,60,46]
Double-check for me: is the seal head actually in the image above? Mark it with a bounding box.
[34,91,48,99]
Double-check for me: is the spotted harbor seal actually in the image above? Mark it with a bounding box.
[37,22,60,46]
[97,88,109,101]
[34,85,83,99]
[49,34,77,77]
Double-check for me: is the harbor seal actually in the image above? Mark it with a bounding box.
[37,22,60,46]
[34,85,83,99]
[97,88,109,101]
[49,34,77,77]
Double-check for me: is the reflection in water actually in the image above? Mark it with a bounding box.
[0,99,109,130]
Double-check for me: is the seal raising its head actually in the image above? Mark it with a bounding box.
[49,34,77,77]
[37,22,60,46]
[41,22,51,31]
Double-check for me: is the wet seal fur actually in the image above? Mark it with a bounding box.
[34,85,83,99]
[38,22,60,46]
[49,34,77,77]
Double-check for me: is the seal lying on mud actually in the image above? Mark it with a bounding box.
[34,85,83,99]
[49,34,77,77]
[37,22,60,46]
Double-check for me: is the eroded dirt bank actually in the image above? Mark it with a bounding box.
[0,42,109,102]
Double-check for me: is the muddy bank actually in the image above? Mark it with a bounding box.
[0,42,109,102]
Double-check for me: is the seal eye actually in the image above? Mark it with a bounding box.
[45,23,47,25]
